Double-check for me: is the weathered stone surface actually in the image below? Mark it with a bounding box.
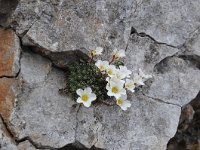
[2,0,200,149]
[76,95,180,150]
[146,56,200,106]
[0,116,17,150]
[10,51,77,148]
[7,29,200,150]
[10,0,200,49]
[125,34,179,74]
[0,28,21,77]
[8,43,183,149]
[182,27,200,56]
[17,141,37,150]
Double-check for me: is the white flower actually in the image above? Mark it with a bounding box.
[132,69,152,86]
[106,65,117,77]
[133,73,145,86]
[95,60,109,71]
[76,87,96,107]
[88,47,103,57]
[106,79,126,99]
[115,66,132,79]
[125,79,136,92]
[112,49,126,59]
[139,68,152,80]
[106,76,125,84]
[116,95,131,111]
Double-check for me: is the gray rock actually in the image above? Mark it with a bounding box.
[76,95,180,150]
[125,34,179,74]
[10,0,200,48]
[10,51,77,148]
[4,0,200,149]
[17,141,37,150]
[0,117,17,150]
[146,56,200,106]
[9,41,183,149]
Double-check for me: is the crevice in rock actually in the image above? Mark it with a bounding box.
[167,91,200,150]
[58,141,104,150]
[153,56,175,74]
[31,46,90,70]
[180,26,200,50]
[154,54,200,74]
[130,27,178,49]
[16,137,104,150]
[0,114,16,142]
[142,93,182,107]
[178,54,200,70]
[0,64,21,79]
[16,137,56,150]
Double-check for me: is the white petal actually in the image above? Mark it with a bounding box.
[83,101,92,107]
[114,93,122,99]
[96,47,103,54]
[106,77,110,82]
[110,78,125,87]
[89,93,97,101]
[76,97,82,103]
[76,89,83,96]
[106,83,111,90]
[120,94,127,100]
[95,60,101,67]
[124,101,131,107]
[121,106,127,111]
[85,87,92,93]
[107,90,114,97]
[121,101,131,111]
[118,49,126,57]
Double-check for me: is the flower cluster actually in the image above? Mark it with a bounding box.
[76,47,152,111]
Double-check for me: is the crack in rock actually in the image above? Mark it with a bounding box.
[131,27,178,49]
[0,114,16,141]
[142,93,182,108]
[16,137,56,150]
[178,54,200,70]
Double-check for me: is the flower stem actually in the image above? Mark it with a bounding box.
[109,56,115,64]
[89,54,94,63]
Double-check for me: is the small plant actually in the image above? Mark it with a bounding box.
[65,47,152,111]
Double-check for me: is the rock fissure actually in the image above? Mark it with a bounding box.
[178,54,200,70]
[131,27,178,49]
[0,114,15,141]
[16,136,56,150]
[142,93,182,108]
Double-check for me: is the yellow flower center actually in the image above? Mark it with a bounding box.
[117,99,123,106]
[99,65,104,70]
[81,95,89,102]
[112,87,119,94]
[91,50,96,55]
[113,54,119,59]
[107,69,112,75]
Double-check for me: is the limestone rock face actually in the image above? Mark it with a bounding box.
[10,0,200,48]
[0,117,17,150]
[0,0,200,150]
